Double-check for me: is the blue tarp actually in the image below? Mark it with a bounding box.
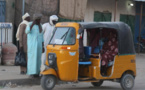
[134,2,145,43]
[0,1,6,22]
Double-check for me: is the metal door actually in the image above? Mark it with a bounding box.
[0,0,6,22]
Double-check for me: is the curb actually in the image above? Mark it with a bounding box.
[0,78,40,87]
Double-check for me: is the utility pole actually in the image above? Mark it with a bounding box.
[114,0,118,21]
[138,2,143,54]
[22,0,25,15]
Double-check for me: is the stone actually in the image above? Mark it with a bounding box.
[1,43,17,65]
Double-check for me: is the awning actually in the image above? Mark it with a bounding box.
[59,0,88,20]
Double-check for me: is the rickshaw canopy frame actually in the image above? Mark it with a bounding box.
[78,22,136,55]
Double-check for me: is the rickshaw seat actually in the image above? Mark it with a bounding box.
[79,61,92,65]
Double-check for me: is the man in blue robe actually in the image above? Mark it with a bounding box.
[25,13,44,75]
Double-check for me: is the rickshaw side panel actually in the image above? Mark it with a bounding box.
[96,55,136,79]
[113,55,136,77]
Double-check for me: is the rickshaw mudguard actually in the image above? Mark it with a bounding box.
[41,68,57,77]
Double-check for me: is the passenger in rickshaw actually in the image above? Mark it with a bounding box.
[101,31,118,76]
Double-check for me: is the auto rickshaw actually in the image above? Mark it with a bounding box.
[41,22,136,90]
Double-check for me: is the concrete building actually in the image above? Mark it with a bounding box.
[0,0,15,65]
[14,0,59,26]
[58,0,136,37]
[0,0,15,45]
[1,0,144,47]
[84,0,135,22]
[0,0,15,24]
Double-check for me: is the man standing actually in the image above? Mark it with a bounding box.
[41,15,58,71]
[25,13,44,76]
[16,13,30,74]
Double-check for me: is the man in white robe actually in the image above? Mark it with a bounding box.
[41,15,58,71]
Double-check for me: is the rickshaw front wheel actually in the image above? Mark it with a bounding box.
[41,75,57,90]
[91,80,104,87]
[120,74,134,90]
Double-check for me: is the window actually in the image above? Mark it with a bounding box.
[120,14,135,38]
[49,27,76,45]
[94,11,112,22]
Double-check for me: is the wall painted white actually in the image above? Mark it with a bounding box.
[84,0,135,22]
[83,0,135,46]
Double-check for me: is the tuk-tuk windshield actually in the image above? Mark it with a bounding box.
[49,27,76,45]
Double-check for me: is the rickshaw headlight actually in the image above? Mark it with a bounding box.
[48,53,56,66]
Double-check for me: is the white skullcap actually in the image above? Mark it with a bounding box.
[33,13,42,20]
[50,15,58,21]
[50,15,58,25]
[22,13,30,20]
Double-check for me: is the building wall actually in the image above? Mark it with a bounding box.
[15,0,59,27]
[0,0,15,45]
[13,0,58,44]
[84,0,135,22]
[14,0,22,27]
[5,0,15,24]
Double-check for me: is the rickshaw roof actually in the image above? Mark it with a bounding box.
[78,22,136,55]
[78,22,130,33]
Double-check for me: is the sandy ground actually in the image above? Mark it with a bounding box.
[0,54,145,90]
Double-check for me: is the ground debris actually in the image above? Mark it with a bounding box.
[72,84,76,87]
[5,82,17,88]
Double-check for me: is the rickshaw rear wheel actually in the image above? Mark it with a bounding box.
[120,74,134,90]
[91,80,104,87]
[41,75,57,90]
